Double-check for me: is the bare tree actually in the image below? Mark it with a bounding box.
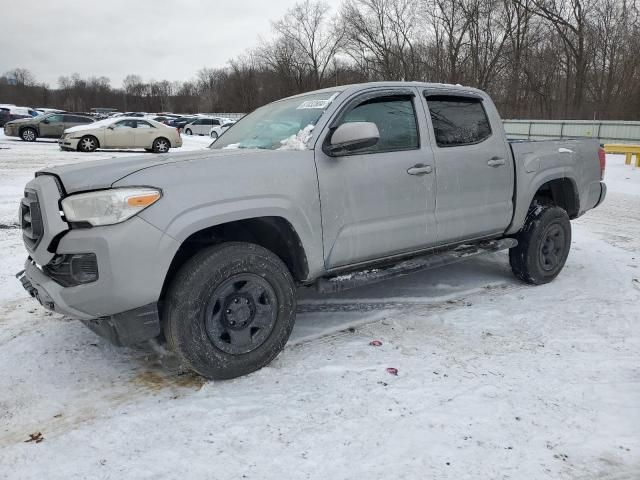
[273,0,345,88]
[342,0,422,80]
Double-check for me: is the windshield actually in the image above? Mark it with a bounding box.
[211,90,341,150]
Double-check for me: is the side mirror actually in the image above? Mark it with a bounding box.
[107,125,115,130]
[42,119,50,124]
[326,122,379,156]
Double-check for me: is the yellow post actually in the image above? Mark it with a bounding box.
[604,144,640,167]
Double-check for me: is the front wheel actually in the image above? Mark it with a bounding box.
[164,242,296,380]
[184,128,192,136]
[152,137,170,153]
[509,204,571,285]
[21,128,37,142]
[210,131,218,140]
[78,135,98,152]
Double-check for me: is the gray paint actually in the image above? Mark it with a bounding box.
[21,81,605,322]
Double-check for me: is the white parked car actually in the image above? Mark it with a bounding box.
[209,120,236,139]
[59,117,183,153]
[183,117,230,136]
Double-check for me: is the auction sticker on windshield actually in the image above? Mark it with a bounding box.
[297,99,331,109]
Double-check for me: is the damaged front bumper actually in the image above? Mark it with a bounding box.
[17,262,161,346]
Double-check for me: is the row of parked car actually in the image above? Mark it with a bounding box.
[0,104,64,127]
[91,111,238,138]
[3,111,183,153]
[1,107,239,153]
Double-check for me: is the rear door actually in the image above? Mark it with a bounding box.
[134,120,156,147]
[421,91,514,244]
[315,88,437,269]
[39,114,65,137]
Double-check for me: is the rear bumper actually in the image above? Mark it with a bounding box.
[595,182,607,208]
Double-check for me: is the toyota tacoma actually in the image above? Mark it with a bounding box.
[17,82,606,379]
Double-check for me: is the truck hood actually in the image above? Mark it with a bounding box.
[39,148,260,194]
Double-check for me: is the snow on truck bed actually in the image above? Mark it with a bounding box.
[0,132,639,479]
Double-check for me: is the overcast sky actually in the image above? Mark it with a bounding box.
[2,0,343,88]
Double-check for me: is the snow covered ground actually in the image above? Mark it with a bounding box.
[0,133,638,479]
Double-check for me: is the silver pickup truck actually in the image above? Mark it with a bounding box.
[17,82,606,379]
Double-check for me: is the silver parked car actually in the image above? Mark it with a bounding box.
[209,120,236,139]
[183,117,230,136]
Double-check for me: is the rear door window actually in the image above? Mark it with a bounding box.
[425,95,492,147]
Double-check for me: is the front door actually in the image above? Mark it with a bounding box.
[104,119,136,148]
[421,92,514,244]
[315,89,436,270]
[39,114,65,138]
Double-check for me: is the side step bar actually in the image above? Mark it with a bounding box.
[316,238,517,293]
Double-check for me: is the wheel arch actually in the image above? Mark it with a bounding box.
[19,125,39,136]
[530,177,579,218]
[160,215,310,301]
[507,175,580,235]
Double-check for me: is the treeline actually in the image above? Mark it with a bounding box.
[2,0,639,119]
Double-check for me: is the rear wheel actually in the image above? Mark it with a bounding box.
[509,204,571,285]
[152,137,170,153]
[78,135,98,152]
[164,242,296,380]
[21,128,37,142]
[210,131,218,140]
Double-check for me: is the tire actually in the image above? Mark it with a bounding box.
[210,131,218,140]
[185,128,192,136]
[78,135,98,152]
[164,242,296,380]
[21,128,37,142]
[152,137,170,153]
[509,204,571,285]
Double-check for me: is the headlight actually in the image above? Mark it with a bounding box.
[61,187,161,226]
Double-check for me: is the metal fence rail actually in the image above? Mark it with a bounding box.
[503,120,640,144]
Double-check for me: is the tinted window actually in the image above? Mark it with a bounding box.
[115,120,136,128]
[211,119,220,125]
[425,95,491,147]
[47,115,64,123]
[64,115,90,123]
[136,120,153,129]
[339,95,419,153]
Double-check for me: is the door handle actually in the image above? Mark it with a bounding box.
[407,164,433,175]
[487,157,506,167]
